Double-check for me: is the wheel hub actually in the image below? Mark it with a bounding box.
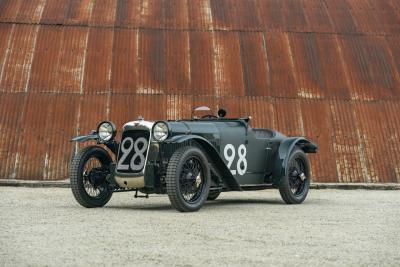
[88,168,107,187]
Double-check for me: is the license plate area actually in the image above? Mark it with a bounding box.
[116,130,150,174]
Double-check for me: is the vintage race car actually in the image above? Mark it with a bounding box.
[70,107,317,212]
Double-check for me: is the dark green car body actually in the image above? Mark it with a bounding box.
[104,118,317,194]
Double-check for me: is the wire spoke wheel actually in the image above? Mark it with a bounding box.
[70,146,113,208]
[82,158,105,198]
[279,147,311,204]
[288,157,307,197]
[166,146,211,212]
[179,156,205,203]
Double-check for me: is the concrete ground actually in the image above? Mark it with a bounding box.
[0,187,399,267]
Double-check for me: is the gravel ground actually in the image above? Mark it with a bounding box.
[1,187,399,267]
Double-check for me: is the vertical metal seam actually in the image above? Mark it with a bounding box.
[23,25,40,93]
[0,25,15,89]
[79,28,90,94]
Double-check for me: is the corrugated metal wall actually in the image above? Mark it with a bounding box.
[0,0,400,183]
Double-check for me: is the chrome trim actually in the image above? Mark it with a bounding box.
[115,175,145,188]
[115,120,155,188]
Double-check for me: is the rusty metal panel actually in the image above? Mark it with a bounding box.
[83,28,114,93]
[110,94,138,130]
[15,0,46,23]
[57,27,88,93]
[303,5,333,33]
[115,0,141,27]
[288,33,324,99]
[213,31,245,96]
[0,25,39,92]
[12,94,78,180]
[188,0,213,30]
[166,94,192,120]
[283,1,308,32]
[389,0,400,10]
[315,34,350,99]
[232,0,261,31]
[43,94,80,180]
[382,101,400,183]
[238,32,269,96]
[300,99,337,182]
[386,36,400,79]
[40,0,69,24]
[166,31,190,94]
[28,26,63,92]
[140,0,165,29]
[137,29,165,94]
[353,101,393,183]
[273,98,303,137]
[326,8,357,33]
[346,0,374,11]
[0,0,23,22]
[338,35,400,100]
[77,94,109,136]
[15,93,52,180]
[89,0,117,26]
[350,10,380,34]
[210,0,234,30]
[329,100,366,183]
[264,33,297,98]
[374,11,400,34]
[0,93,26,179]
[111,28,137,94]
[0,24,13,82]
[256,0,285,32]
[65,0,94,26]
[189,31,214,95]
[165,0,189,29]
[236,97,276,129]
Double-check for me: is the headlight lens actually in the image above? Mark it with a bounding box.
[153,122,169,141]
[97,121,116,142]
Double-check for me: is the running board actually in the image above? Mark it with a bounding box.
[240,184,275,191]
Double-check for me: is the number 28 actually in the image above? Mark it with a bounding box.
[223,144,247,175]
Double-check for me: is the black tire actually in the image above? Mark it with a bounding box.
[70,146,113,208]
[207,190,221,201]
[166,146,211,212]
[279,147,311,204]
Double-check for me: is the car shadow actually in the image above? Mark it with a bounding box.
[105,197,285,212]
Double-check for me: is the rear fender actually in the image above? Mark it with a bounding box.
[165,135,242,191]
[272,137,317,184]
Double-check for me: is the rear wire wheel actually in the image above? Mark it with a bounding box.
[279,147,310,204]
[70,146,113,208]
[166,147,210,212]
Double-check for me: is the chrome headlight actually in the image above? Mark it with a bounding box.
[153,122,169,142]
[97,121,116,142]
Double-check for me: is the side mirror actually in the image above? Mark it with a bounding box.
[218,108,227,118]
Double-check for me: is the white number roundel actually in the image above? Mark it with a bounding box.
[117,137,148,171]
[223,144,247,175]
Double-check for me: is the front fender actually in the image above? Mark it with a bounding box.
[165,135,242,191]
[71,133,99,142]
[273,137,317,183]
[71,133,119,156]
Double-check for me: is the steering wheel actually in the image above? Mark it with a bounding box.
[201,114,218,119]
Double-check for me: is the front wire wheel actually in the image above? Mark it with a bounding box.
[166,147,210,212]
[70,146,113,208]
[279,147,311,204]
